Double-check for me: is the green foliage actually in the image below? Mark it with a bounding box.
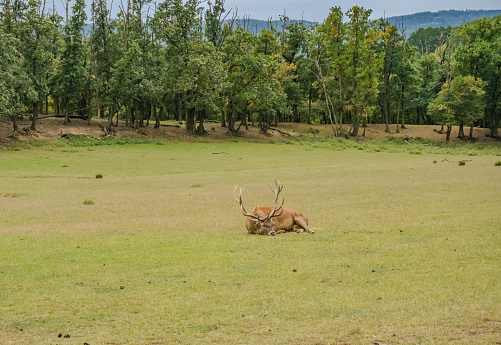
[58,0,87,101]
[428,75,486,128]
[454,16,501,137]
[0,29,36,119]
[0,3,499,137]
[408,26,453,56]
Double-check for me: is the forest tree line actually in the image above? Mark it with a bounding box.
[1,0,500,140]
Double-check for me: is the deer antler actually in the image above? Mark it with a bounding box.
[265,177,284,220]
[234,185,264,220]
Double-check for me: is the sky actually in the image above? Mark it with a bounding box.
[222,0,501,22]
[47,0,501,23]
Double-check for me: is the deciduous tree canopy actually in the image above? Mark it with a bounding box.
[0,1,500,138]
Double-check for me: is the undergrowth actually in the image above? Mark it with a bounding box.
[292,135,501,155]
[5,133,501,156]
[6,135,165,150]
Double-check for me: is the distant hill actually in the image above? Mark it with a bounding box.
[82,9,500,38]
[386,9,501,36]
[224,9,501,36]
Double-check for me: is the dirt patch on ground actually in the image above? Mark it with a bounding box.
[0,116,498,147]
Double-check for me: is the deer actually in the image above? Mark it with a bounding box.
[234,178,314,236]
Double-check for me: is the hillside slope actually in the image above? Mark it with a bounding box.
[223,9,501,36]
[387,9,501,35]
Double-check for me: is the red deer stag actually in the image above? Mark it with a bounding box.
[234,179,313,236]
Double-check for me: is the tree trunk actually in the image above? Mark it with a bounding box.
[146,103,151,127]
[87,105,92,125]
[220,107,226,128]
[134,99,141,129]
[338,74,344,137]
[292,104,299,123]
[196,110,207,135]
[351,113,361,137]
[458,122,465,138]
[155,105,162,129]
[186,106,195,133]
[106,106,114,134]
[490,113,500,138]
[31,102,40,131]
[383,80,390,133]
[11,114,19,133]
[126,105,131,127]
[395,106,400,133]
[445,125,452,143]
[227,100,237,133]
[176,95,183,122]
[243,111,249,130]
[307,89,312,124]
[362,115,367,136]
[259,112,270,133]
[400,85,407,129]
[64,99,70,125]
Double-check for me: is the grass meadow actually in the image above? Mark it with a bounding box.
[0,138,500,344]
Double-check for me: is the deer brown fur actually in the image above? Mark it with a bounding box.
[234,179,313,236]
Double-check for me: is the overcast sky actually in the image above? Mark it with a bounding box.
[222,0,501,22]
[47,0,501,23]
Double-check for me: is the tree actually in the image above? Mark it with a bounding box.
[19,0,56,130]
[90,0,113,123]
[204,0,228,50]
[316,6,347,136]
[280,17,307,123]
[455,16,501,137]
[251,28,290,133]
[376,19,402,132]
[451,75,486,139]
[428,75,485,142]
[427,84,456,142]
[408,26,452,56]
[0,29,36,132]
[344,6,382,137]
[295,23,319,125]
[152,0,203,132]
[221,27,261,132]
[182,41,228,135]
[56,0,87,125]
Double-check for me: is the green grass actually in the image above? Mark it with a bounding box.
[0,141,500,344]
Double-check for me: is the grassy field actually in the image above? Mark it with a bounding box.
[0,139,500,344]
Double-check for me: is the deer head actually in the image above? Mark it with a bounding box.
[234,177,285,222]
